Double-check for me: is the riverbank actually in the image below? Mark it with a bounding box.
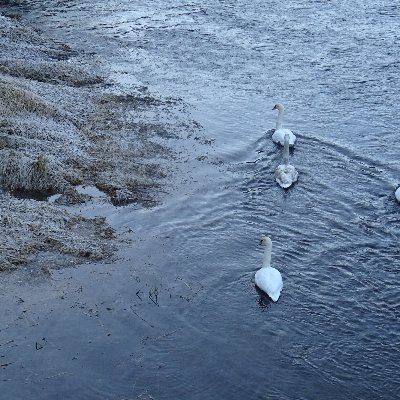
[0,13,200,271]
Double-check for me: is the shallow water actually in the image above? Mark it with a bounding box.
[1,1,400,399]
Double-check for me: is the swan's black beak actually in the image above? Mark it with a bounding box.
[272,105,276,110]
[259,239,263,246]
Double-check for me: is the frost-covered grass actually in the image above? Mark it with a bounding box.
[0,192,115,271]
[0,58,103,87]
[0,152,61,193]
[0,76,60,117]
[0,75,80,193]
[0,14,198,271]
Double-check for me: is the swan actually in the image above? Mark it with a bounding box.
[271,103,296,146]
[275,133,298,188]
[255,235,283,302]
[395,187,400,202]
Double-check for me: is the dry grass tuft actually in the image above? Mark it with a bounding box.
[0,152,63,193]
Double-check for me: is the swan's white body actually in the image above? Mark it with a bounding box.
[275,133,298,188]
[272,129,296,146]
[255,236,283,302]
[272,103,296,146]
[395,187,400,202]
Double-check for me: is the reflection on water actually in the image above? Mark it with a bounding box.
[1,1,400,399]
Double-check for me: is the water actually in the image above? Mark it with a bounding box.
[1,1,400,399]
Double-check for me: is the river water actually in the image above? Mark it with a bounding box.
[1,1,400,399]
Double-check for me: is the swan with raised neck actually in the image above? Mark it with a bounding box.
[275,133,298,188]
[271,103,296,146]
[273,103,285,130]
[255,235,283,302]
[282,132,290,165]
[261,234,272,267]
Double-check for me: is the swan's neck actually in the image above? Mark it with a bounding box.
[262,242,272,268]
[275,108,283,130]
[283,138,289,165]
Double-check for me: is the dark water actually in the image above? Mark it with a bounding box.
[1,1,400,399]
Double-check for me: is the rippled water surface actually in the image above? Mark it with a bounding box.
[1,1,400,399]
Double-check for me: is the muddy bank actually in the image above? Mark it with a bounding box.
[0,13,200,271]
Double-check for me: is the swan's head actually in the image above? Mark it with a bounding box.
[259,235,272,246]
[272,103,284,111]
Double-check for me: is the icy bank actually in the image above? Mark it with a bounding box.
[0,13,197,271]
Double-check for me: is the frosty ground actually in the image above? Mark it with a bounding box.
[0,14,200,272]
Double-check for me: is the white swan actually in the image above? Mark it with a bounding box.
[275,133,298,188]
[271,103,296,146]
[395,187,400,202]
[255,235,283,302]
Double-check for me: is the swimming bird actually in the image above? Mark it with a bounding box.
[255,235,283,302]
[395,187,400,202]
[272,103,296,146]
[275,133,298,188]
